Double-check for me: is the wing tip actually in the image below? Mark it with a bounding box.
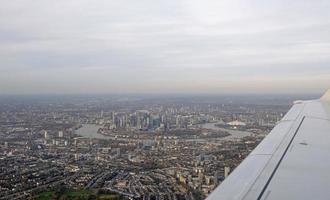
[321,89,330,102]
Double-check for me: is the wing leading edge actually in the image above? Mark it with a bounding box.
[207,89,330,200]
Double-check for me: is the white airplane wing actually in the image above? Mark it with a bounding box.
[207,90,330,200]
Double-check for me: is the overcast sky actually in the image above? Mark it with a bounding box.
[0,0,330,94]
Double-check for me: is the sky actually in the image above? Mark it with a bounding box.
[0,0,330,95]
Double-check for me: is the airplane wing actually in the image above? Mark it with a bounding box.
[207,90,330,200]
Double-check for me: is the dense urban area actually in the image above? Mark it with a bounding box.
[0,94,301,200]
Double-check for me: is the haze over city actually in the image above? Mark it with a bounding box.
[1,0,330,94]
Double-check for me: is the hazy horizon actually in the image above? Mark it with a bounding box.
[1,0,330,95]
[0,92,322,98]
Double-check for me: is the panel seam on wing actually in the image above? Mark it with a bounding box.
[241,102,307,200]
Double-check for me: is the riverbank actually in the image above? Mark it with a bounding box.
[75,123,252,141]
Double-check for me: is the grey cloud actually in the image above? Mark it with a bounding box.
[0,0,330,94]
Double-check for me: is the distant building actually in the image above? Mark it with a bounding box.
[214,171,219,185]
[44,131,48,139]
[58,131,64,138]
[224,166,230,178]
[227,120,246,126]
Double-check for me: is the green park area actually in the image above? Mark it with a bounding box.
[34,189,123,200]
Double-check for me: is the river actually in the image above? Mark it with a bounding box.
[75,123,252,141]
[75,124,109,139]
[201,123,252,140]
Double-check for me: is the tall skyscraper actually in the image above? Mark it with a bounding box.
[224,166,230,178]
[58,131,64,138]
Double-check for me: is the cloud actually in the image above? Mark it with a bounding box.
[0,0,330,94]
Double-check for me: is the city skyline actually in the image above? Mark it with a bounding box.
[1,0,330,94]
[0,92,286,199]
